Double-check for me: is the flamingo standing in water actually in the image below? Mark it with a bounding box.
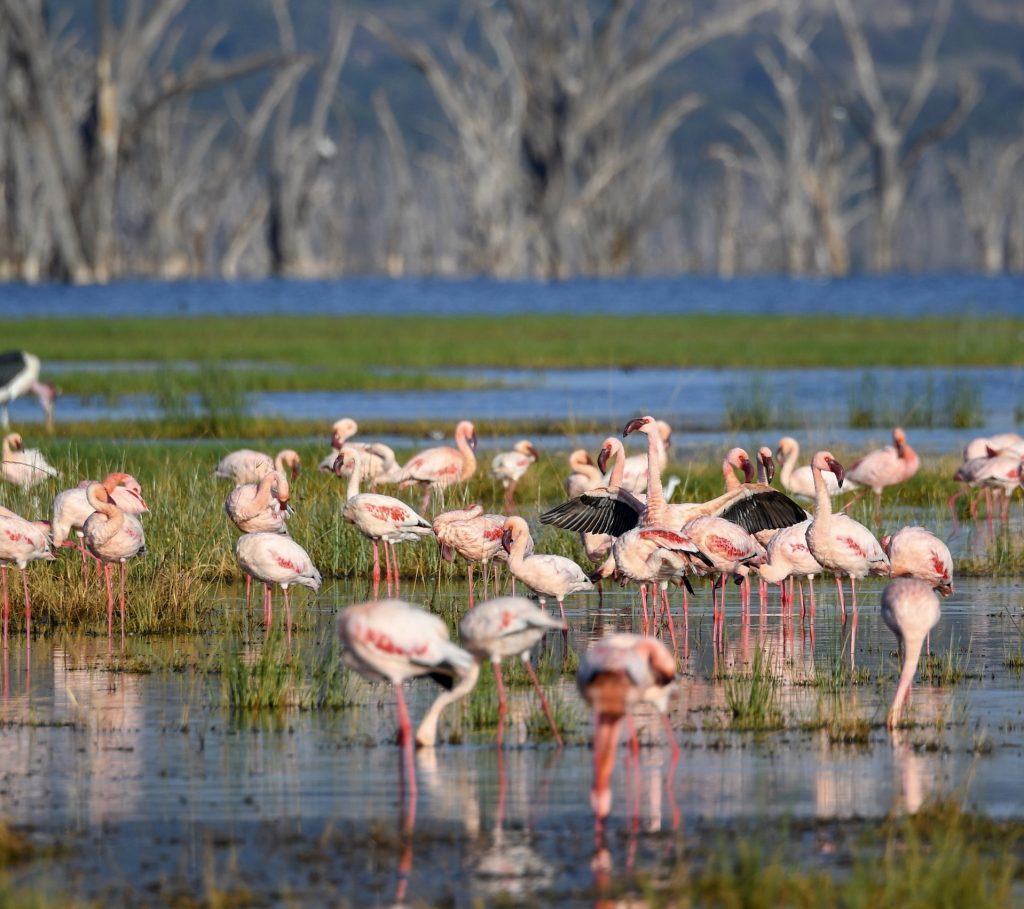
[565,449,603,498]
[339,599,478,816]
[490,440,539,511]
[972,451,1024,526]
[882,526,953,596]
[82,483,146,643]
[336,447,432,597]
[805,451,889,619]
[235,532,320,636]
[215,448,301,485]
[0,507,55,646]
[754,520,822,618]
[432,505,506,607]
[396,420,477,511]
[577,633,677,830]
[52,473,148,576]
[420,596,565,748]
[501,516,592,625]
[1,433,58,488]
[881,578,940,729]
[843,427,919,524]
[776,437,842,501]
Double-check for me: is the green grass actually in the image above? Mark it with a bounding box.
[723,647,783,731]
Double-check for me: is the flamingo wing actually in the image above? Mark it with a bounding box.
[540,488,644,535]
[717,488,807,534]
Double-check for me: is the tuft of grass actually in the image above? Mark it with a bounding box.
[724,647,783,730]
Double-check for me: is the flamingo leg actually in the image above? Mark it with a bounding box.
[468,563,475,609]
[264,583,272,629]
[1,566,8,650]
[835,576,846,621]
[78,536,88,577]
[119,560,126,648]
[391,543,400,596]
[809,576,816,621]
[383,540,393,597]
[371,541,381,597]
[393,682,418,802]
[661,586,678,652]
[245,573,252,610]
[283,586,292,646]
[104,564,114,639]
[639,584,649,634]
[798,579,805,620]
[492,661,506,748]
[523,658,562,747]
[21,570,30,649]
[851,575,858,614]
[556,596,567,627]
[479,560,486,600]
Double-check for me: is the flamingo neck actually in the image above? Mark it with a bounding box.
[346,451,363,500]
[252,472,277,511]
[722,457,740,492]
[811,462,833,529]
[456,431,477,480]
[509,526,532,567]
[415,662,481,747]
[591,712,623,820]
[644,430,666,525]
[86,488,124,541]
[607,440,626,488]
[890,634,925,725]
[779,445,797,489]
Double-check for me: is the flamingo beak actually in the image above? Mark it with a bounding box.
[597,445,611,474]
[501,528,513,554]
[331,433,341,449]
[741,458,754,483]
[291,463,300,480]
[826,457,845,487]
[762,454,775,483]
[527,443,539,460]
[137,496,150,513]
[469,432,478,451]
[332,455,345,477]
[622,417,646,438]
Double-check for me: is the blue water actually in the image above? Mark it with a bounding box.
[3,274,1024,318]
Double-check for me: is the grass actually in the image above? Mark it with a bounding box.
[723,647,783,730]
[847,372,985,429]
[723,383,800,431]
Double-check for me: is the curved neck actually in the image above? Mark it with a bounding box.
[415,662,480,746]
[644,430,666,524]
[811,463,833,527]
[86,487,124,541]
[253,472,277,510]
[722,457,740,492]
[456,432,477,479]
[779,445,797,487]
[509,526,532,566]
[345,451,362,499]
[606,440,625,488]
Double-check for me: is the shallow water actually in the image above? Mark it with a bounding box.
[1,575,1023,905]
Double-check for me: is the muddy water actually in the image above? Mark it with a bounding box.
[0,576,1023,905]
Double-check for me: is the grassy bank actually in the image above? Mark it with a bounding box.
[7,315,1024,398]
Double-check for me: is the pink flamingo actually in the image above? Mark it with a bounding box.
[424,596,565,748]
[0,507,55,646]
[565,449,602,498]
[83,483,146,643]
[52,473,147,575]
[805,451,890,619]
[618,419,671,494]
[777,437,842,501]
[339,599,478,817]
[720,447,754,492]
[432,505,505,607]
[489,440,539,511]
[0,352,57,431]
[337,446,433,597]
[972,452,1023,525]
[882,526,953,596]
[577,633,677,830]
[1,433,58,488]
[500,516,592,626]
[215,448,300,485]
[754,520,822,617]
[235,531,320,636]
[881,578,940,729]
[225,470,290,535]
[843,427,919,524]
[396,420,477,511]
[322,418,402,485]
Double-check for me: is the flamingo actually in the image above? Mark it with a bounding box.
[396,420,477,511]
[336,446,432,597]
[500,516,592,626]
[432,505,506,607]
[971,452,1023,525]
[421,596,565,748]
[881,578,940,729]
[339,599,478,814]
[805,451,890,618]
[321,417,402,485]
[565,449,603,498]
[490,440,539,511]
[0,507,55,646]
[843,427,919,523]
[754,520,822,617]
[577,633,677,830]
[225,470,290,535]
[235,532,321,636]
[52,473,148,577]
[1,433,58,488]
[0,352,57,431]
[317,417,359,472]
[720,447,754,491]
[881,526,953,596]
[215,448,300,485]
[618,419,671,494]
[82,483,146,643]
[777,437,842,501]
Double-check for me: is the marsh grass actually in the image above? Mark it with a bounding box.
[723,384,800,431]
[847,373,984,429]
[723,647,783,730]
[920,635,973,685]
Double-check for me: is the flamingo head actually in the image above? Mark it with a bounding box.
[727,448,754,483]
[892,427,907,457]
[569,449,593,469]
[331,418,358,449]
[456,420,477,451]
[500,516,527,554]
[622,415,654,438]
[5,433,24,452]
[333,447,356,477]
[776,436,797,461]
[279,450,301,479]
[656,420,672,444]
[515,440,539,461]
[758,446,775,483]
[597,438,618,474]
[812,451,844,487]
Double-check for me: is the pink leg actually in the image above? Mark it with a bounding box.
[371,541,381,597]
[264,583,272,629]
[1,566,8,650]
[661,586,678,652]
[556,597,567,627]
[850,576,857,614]
[468,563,475,608]
[119,561,126,648]
[245,573,252,610]
[835,576,846,621]
[283,586,292,646]
[104,564,114,639]
[809,576,816,620]
[391,543,400,595]
[493,661,506,748]
[393,682,418,802]
[798,580,805,619]
[21,570,31,649]
[523,658,562,747]
[383,540,393,597]
[660,711,680,761]
[639,585,650,634]
[79,537,89,576]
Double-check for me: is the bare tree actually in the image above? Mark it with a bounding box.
[828,0,980,271]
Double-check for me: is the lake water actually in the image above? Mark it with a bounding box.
[1,575,1023,906]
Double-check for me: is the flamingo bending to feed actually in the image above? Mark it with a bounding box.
[565,449,603,498]
[396,420,477,511]
[0,352,57,431]
[336,446,432,596]
[805,451,889,618]
[501,516,592,625]
[882,526,953,596]
[577,633,677,829]
[52,473,148,573]
[235,532,320,635]
[0,507,55,645]
[490,440,539,511]
[754,520,822,617]
[421,596,565,748]
[1,433,58,488]
[881,578,940,728]
[843,427,919,523]
[339,599,478,808]
[215,448,301,485]
[777,437,842,501]
[83,483,146,642]
[432,505,506,607]
[225,470,290,535]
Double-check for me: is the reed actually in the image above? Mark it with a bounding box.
[723,647,783,730]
